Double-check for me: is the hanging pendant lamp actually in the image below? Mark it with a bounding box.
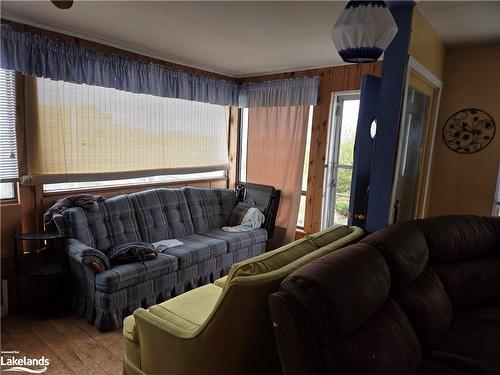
[331,1,398,63]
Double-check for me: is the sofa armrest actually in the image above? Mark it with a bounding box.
[213,275,228,288]
[123,315,142,371]
[132,308,205,374]
[66,238,110,272]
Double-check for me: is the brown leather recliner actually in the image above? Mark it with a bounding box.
[269,215,500,375]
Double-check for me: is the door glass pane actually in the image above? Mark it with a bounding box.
[297,194,306,228]
[329,99,359,225]
[338,100,359,166]
[394,87,430,222]
[334,99,359,225]
[335,168,352,224]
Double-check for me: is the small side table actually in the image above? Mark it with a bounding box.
[13,231,68,314]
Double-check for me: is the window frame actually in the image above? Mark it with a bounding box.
[493,161,500,216]
[42,171,227,194]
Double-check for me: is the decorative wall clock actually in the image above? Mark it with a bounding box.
[442,108,495,154]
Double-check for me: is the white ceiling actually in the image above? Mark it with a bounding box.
[418,1,500,48]
[1,1,347,77]
[1,1,499,77]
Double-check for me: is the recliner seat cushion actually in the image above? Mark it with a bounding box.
[326,298,421,375]
[431,254,500,311]
[95,253,178,293]
[426,307,500,375]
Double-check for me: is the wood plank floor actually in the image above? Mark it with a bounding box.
[1,313,124,374]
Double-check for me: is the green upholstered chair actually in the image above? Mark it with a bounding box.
[123,225,363,375]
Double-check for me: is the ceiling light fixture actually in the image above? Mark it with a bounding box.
[331,1,398,63]
[51,0,74,10]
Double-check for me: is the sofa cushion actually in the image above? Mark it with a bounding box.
[129,188,195,241]
[362,222,429,289]
[395,268,453,349]
[149,283,222,327]
[64,195,142,252]
[426,307,500,375]
[431,254,500,311]
[200,228,268,253]
[160,234,227,269]
[183,188,236,233]
[413,216,498,263]
[310,224,352,248]
[95,253,178,293]
[459,306,500,329]
[419,359,473,375]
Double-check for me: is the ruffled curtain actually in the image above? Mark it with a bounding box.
[0,24,319,108]
[239,77,320,108]
[0,24,239,107]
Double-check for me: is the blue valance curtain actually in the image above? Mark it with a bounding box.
[0,24,319,108]
[239,77,320,108]
[0,24,239,106]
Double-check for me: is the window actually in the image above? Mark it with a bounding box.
[24,77,230,185]
[0,68,18,200]
[43,171,225,192]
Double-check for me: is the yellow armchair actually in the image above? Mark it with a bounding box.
[124,225,363,375]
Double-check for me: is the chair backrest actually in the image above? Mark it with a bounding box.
[129,188,195,241]
[200,226,363,375]
[62,187,235,250]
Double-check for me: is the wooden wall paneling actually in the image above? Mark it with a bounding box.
[304,68,334,234]
[210,180,228,189]
[228,107,239,189]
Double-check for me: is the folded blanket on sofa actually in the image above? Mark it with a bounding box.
[44,193,104,226]
[223,207,265,232]
[153,239,184,251]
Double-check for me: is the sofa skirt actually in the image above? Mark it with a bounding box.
[72,241,267,330]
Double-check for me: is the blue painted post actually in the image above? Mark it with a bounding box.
[365,2,415,233]
[349,74,380,229]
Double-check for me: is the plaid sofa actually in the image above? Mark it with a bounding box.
[54,187,268,330]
